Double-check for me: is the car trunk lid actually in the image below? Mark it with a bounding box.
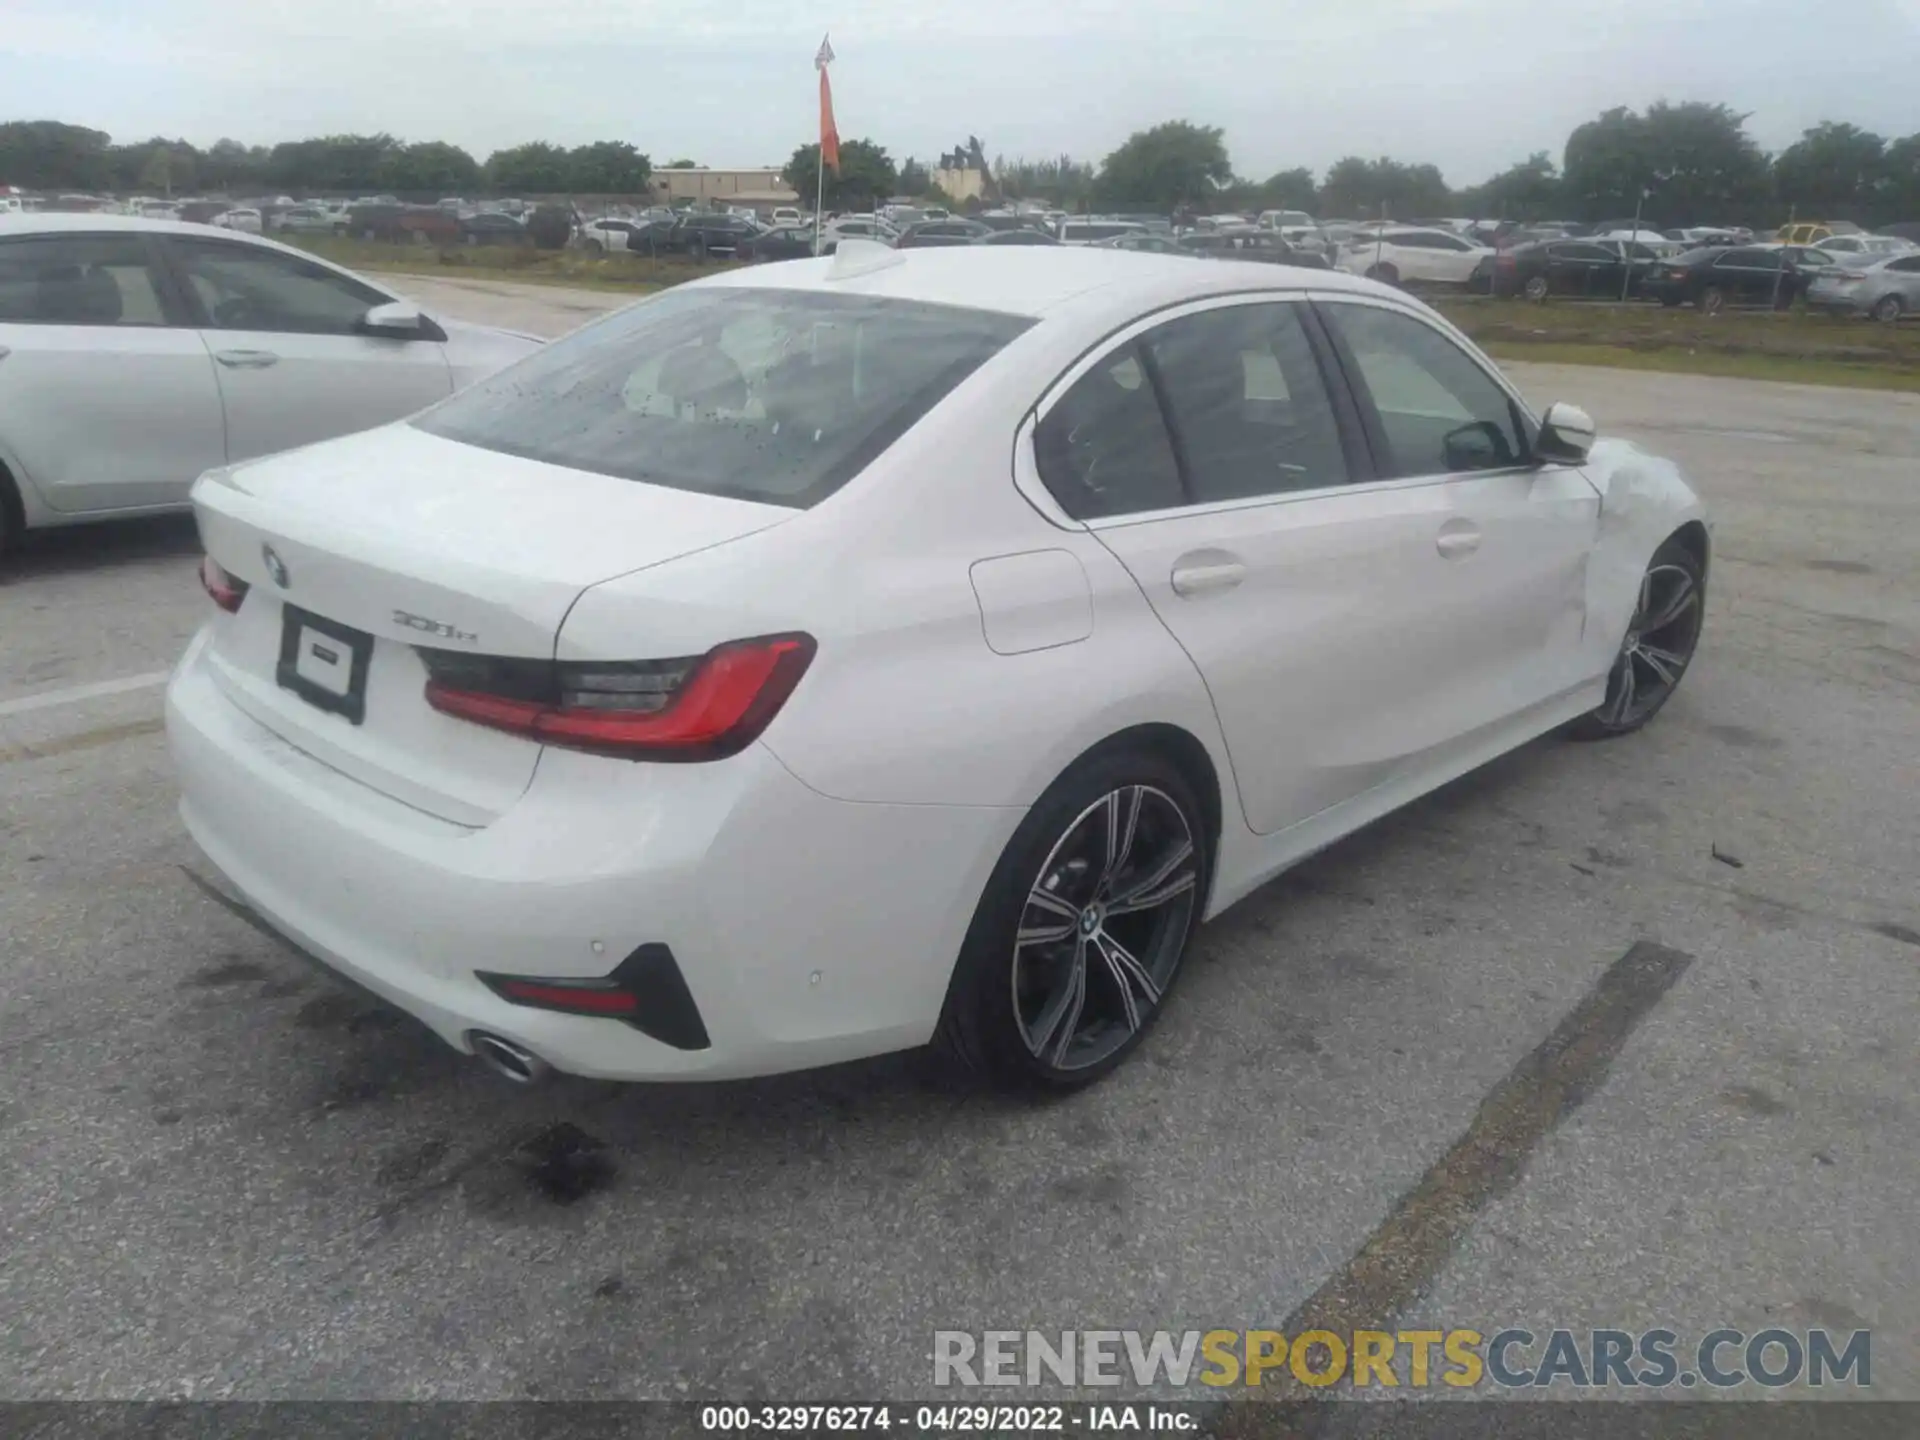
[191,423,790,825]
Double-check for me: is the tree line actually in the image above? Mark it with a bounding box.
[1010,106,1920,228]
[0,122,654,199]
[6,104,1920,226]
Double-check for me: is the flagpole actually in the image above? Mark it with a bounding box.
[813,34,834,257]
[814,152,825,256]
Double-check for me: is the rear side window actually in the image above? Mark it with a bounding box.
[415,287,1031,509]
[0,235,171,326]
[1035,349,1183,519]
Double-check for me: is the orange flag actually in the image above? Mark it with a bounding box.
[816,35,840,173]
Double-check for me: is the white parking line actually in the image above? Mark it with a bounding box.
[0,670,172,718]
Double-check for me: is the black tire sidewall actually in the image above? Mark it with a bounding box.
[937,749,1211,1090]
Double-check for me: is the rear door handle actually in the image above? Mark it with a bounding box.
[212,349,280,369]
[1436,521,1481,559]
[1169,554,1246,596]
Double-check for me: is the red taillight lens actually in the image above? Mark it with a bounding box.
[422,633,816,761]
[199,556,249,613]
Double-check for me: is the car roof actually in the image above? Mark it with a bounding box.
[0,211,268,240]
[691,244,1387,319]
[0,211,405,293]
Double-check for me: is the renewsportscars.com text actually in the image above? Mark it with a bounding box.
[932,1328,1871,1390]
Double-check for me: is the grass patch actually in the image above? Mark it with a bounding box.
[286,234,735,293]
[1434,298,1920,392]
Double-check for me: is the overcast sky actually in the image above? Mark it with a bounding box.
[9,0,1920,185]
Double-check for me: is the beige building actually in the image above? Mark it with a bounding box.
[649,167,799,214]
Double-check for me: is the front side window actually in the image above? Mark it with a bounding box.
[416,287,1030,509]
[1320,303,1526,477]
[168,240,385,334]
[1140,303,1348,501]
[1034,349,1183,520]
[0,234,171,326]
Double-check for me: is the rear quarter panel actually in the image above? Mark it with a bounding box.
[557,343,1235,819]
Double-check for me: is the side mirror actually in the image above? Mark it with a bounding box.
[358,301,429,339]
[1536,401,1597,464]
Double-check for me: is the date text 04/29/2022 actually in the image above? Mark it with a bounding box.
[698,1405,1195,1432]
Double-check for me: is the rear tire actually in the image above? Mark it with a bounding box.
[1873,294,1904,323]
[1365,262,1400,286]
[1565,535,1705,741]
[1699,284,1727,315]
[934,749,1211,1092]
[1522,274,1550,303]
[583,238,604,255]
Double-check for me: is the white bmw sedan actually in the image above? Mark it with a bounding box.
[0,214,539,550]
[167,244,1709,1090]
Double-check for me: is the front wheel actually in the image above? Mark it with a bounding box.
[935,750,1210,1090]
[1565,536,1705,741]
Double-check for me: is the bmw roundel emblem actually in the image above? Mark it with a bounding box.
[262,544,290,588]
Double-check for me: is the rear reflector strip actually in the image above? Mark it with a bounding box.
[477,943,711,1050]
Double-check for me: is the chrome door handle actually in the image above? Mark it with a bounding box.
[1169,556,1246,596]
[212,349,280,369]
[1436,522,1481,559]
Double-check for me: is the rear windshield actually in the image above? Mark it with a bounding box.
[414,287,1032,508]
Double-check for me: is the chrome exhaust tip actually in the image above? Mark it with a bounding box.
[468,1031,552,1086]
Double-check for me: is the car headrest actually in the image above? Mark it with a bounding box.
[653,342,747,415]
[760,352,852,442]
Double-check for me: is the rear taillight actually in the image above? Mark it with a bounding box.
[421,633,816,761]
[199,556,249,613]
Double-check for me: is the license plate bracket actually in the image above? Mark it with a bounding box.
[276,605,373,725]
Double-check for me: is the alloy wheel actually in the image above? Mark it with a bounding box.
[1011,785,1200,1073]
[1597,562,1703,728]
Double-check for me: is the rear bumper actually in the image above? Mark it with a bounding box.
[166,628,1023,1082]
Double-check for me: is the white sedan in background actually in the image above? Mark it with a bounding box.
[211,207,263,234]
[168,245,1708,1092]
[0,214,540,550]
[1337,225,1494,286]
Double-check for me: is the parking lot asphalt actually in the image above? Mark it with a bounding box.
[2,275,1915,1400]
